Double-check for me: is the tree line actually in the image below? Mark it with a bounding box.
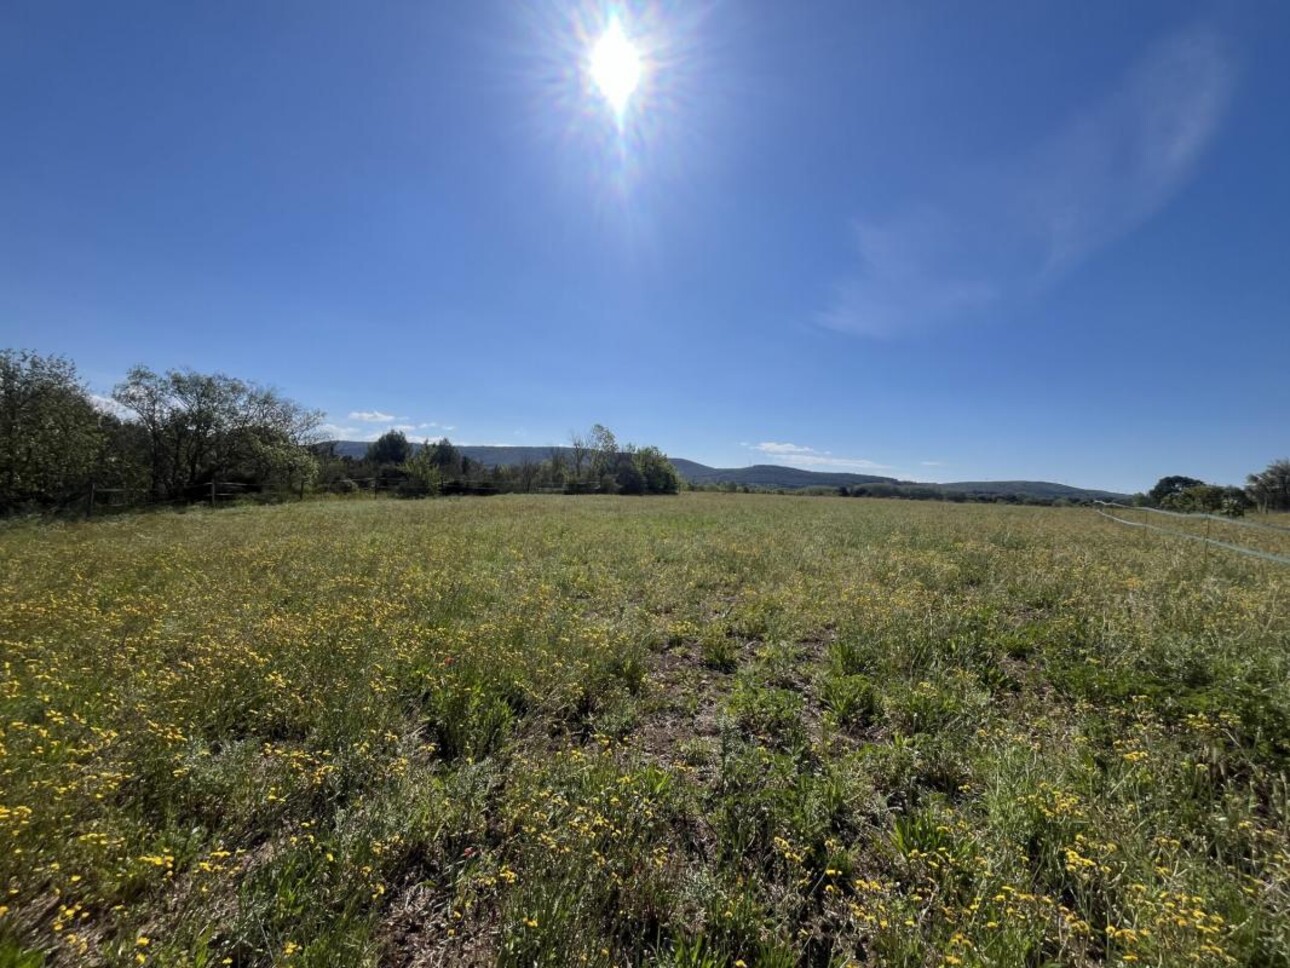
[1,349,322,514]
[1131,467,1290,516]
[0,349,678,515]
[1,347,1283,516]
[314,423,680,497]
[678,471,1290,513]
[687,481,1110,506]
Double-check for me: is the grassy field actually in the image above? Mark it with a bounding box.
[2,494,1287,967]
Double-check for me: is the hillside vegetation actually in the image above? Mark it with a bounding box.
[323,443,1127,501]
[1,495,1288,966]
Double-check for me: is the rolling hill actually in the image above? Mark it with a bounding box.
[667,459,898,489]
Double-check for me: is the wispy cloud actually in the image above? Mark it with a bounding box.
[920,460,945,467]
[89,393,131,419]
[821,25,1234,337]
[753,441,818,455]
[747,442,890,471]
[778,454,893,471]
[321,417,456,441]
[348,410,402,423]
[318,423,359,439]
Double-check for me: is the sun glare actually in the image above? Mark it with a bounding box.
[589,17,642,118]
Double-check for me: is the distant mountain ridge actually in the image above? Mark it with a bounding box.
[322,441,1126,501]
[667,459,899,489]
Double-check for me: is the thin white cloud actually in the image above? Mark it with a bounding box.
[348,410,402,423]
[777,454,892,471]
[920,460,945,467]
[390,424,456,440]
[318,423,359,439]
[89,393,131,419]
[754,441,819,455]
[821,25,1234,337]
[746,442,890,471]
[324,417,456,439]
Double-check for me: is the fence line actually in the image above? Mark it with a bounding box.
[1098,500,1290,533]
[1092,507,1290,566]
[80,476,497,516]
[84,480,310,517]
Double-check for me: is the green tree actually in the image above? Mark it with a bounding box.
[1246,459,1290,512]
[546,447,568,488]
[1147,475,1204,506]
[516,457,539,493]
[365,429,412,466]
[424,438,463,477]
[632,446,680,494]
[613,445,645,495]
[590,423,618,482]
[568,431,590,485]
[112,365,321,500]
[94,413,152,497]
[402,442,444,497]
[0,349,103,512]
[1161,484,1225,513]
[246,433,319,496]
[1218,488,1250,518]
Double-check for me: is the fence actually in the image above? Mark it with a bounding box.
[84,480,308,517]
[77,473,538,518]
[336,477,501,497]
[1098,500,1290,533]
[1091,501,1290,566]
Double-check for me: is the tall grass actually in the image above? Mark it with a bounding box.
[1,494,1286,965]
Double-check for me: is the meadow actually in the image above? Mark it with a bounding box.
[1,494,1287,967]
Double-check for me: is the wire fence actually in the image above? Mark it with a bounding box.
[84,480,311,517]
[1092,502,1290,566]
[80,474,510,518]
[1098,500,1290,533]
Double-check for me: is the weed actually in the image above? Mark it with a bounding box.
[0,494,1285,965]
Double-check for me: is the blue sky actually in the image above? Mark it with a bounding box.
[2,1,1287,492]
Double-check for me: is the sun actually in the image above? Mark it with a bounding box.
[588,17,642,118]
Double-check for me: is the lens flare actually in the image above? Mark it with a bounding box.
[511,1,712,213]
[588,17,642,117]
